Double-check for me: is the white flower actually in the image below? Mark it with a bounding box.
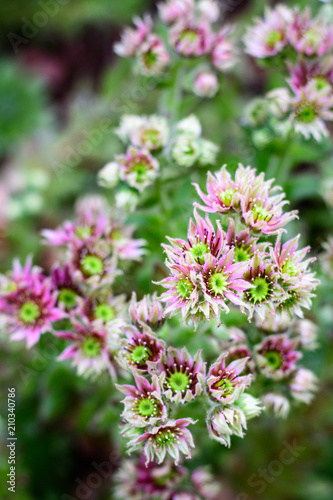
[98,162,120,188]
[176,115,202,137]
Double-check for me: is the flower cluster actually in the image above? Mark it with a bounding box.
[114,0,237,98]
[98,114,218,192]
[114,455,221,500]
[159,163,318,327]
[0,195,145,379]
[244,4,333,141]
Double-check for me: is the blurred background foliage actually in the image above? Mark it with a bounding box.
[0,1,332,499]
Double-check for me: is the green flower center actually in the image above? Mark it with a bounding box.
[167,371,190,392]
[249,277,270,304]
[266,30,282,47]
[142,129,160,147]
[131,345,149,364]
[252,204,271,222]
[137,397,158,417]
[81,255,104,276]
[264,350,282,370]
[219,189,235,207]
[209,272,228,295]
[95,304,115,322]
[278,291,299,312]
[190,242,209,263]
[297,104,316,123]
[155,429,177,446]
[234,246,251,263]
[305,29,320,46]
[143,50,157,69]
[180,29,198,44]
[76,226,92,239]
[19,301,40,324]
[133,163,148,181]
[58,288,77,309]
[281,260,298,277]
[82,336,101,358]
[214,377,234,396]
[314,76,329,91]
[176,278,194,299]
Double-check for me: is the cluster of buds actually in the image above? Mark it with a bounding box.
[114,455,221,500]
[159,163,318,326]
[98,114,218,192]
[114,0,236,98]
[243,4,333,142]
[0,195,145,378]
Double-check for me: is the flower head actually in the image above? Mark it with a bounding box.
[114,456,187,500]
[207,405,247,447]
[169,20,214,57]
[287,82,333,141]
[0,257,65,347]
[51,264,82,311]
[56,316,123,378]
[114,15,152,57]
[151,347,206,404]
[137,34,171,76]
[255,334,301,380]
[163,210,225,265]
[191,466,221,500]
[158,0,194,25]
[243,5,293,58]
[117,146,160,192]
[192,70,219,98]
[212,26,236,71]
[129,292,165,329]
[225,217,268,264]
[290,368,318,404]
[126,418,196,465]
[129,115,170,151]
[262,392,290,419]
[116,373,167,427]
[242,251,284,321]
[119,325,166,372]
[289,8,333,56]
[207,352,252,404]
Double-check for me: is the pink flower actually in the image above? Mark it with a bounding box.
[56,316,122,378]
[114,456,187,500]
[207,352,252,404]
[137,34,171,76]
[159,248,251,325]
[193,164,260,215]
[212,26,236,72]
[118,324,166,372]
[255,334,301,380]
[192,70,219,98]
[289,8,333,56]
[129,292,164,329]
[290,368,318,404]
[287,59,333,94]
[158,0,194,25]
[127,418,196,465]
[150,347,206,404]
[51,264,83,311]
[0,257,65,347]
[117,146,160,192]
[287,82,333,141]
[240,185,298,235]
[243,5,293,58]
[114,15,152,57]
[207,405,247,447]
[169,20,215,57]
[242,251,285,322]
[162,209,226,265]
[116,373,167,426]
